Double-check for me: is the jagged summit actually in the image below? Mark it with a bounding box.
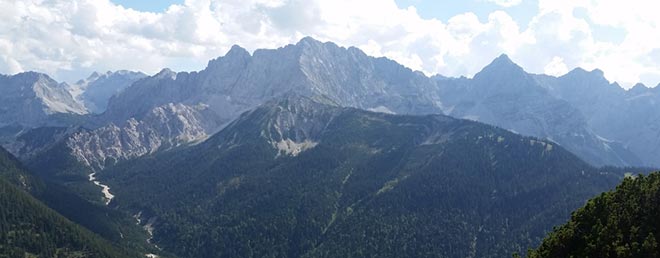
[473,54,526,80]
[221,45,251,60]
[564,67,606,78]
[296,36,325,46]
[626,82,651,96]
[154,68,176,79]
[12,71,52,82]
[227,44,249,55]
[493,53,515,64]
[206,44,252,72]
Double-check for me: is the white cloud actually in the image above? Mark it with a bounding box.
[0,0,659,88]
[486,0,523,8]
[544,56,569,76]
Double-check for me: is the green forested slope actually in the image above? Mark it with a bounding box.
[528,172,660,258]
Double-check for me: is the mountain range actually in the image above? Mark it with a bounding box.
[0,37,659,257]
[3,37,658,169]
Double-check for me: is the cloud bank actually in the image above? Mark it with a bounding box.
[1,0,659,88]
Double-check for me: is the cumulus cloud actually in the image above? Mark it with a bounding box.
[544,56,569,76]
[0,0,659,88]
[486,0,523,8]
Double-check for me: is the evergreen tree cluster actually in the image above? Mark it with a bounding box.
[528,172,660,258]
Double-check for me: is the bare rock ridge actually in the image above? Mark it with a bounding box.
[68,103,220,170]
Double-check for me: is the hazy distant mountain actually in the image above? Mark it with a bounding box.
[535,69,660,167]
[69,71,147,114]
[0,72,86,128]
[435,55,640,167]
[99,94,624,258]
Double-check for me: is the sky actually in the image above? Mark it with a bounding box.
[1,0,659,89]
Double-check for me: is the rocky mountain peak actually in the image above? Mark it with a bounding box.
[227,45,250,57]
[206,45,252,73]
[154,68,176,80]
[627,82,651,96]
[213,94,339,157]
[296,36,324,47]
[563,67,608,83]
[0,72,87,124]
[473,54,526,81]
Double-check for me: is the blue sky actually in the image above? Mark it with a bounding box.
[111,0,182,12]
[394,0,537,29]
[3,0,660,88]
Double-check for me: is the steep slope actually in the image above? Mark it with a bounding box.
[0,72,87,128]
[99,95,624,258]
[528,172,660,257]
[69,71,147,113]
[0,147,141,258]
[435,55,639,167]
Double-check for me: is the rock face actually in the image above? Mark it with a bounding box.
[0,72,87,128]
[103,37,443,129]
[69,71,147,114]
[67,103,221,170]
